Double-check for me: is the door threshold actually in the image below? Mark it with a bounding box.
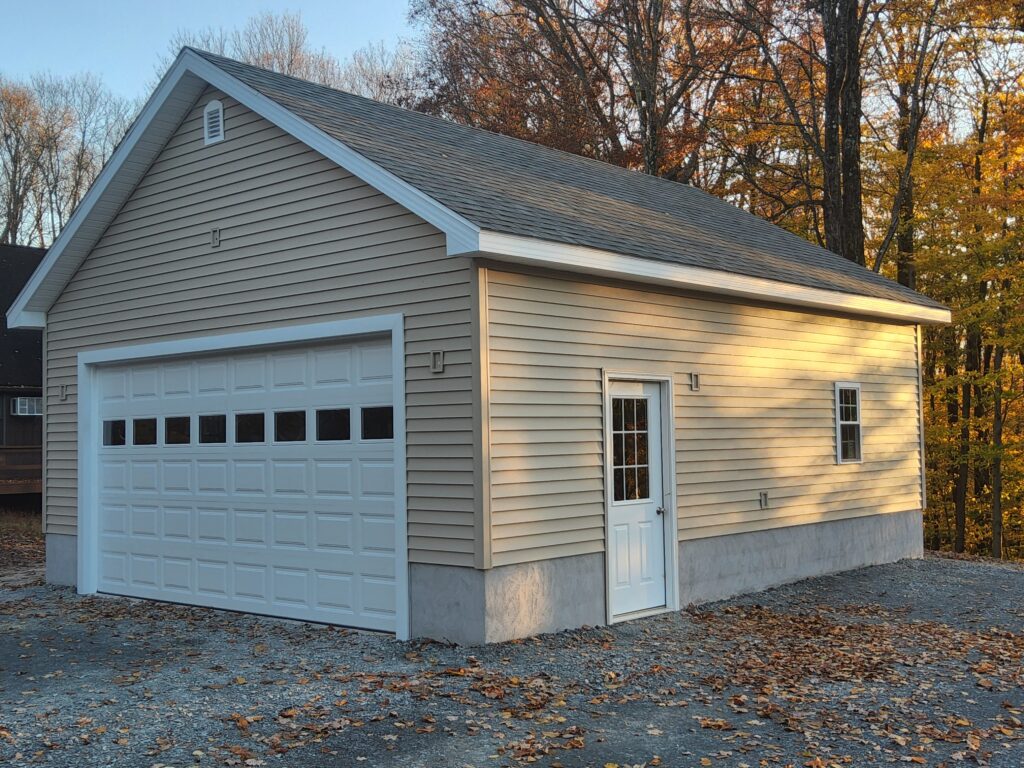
[610,604,671,624]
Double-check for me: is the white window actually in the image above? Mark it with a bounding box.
[203,99,225,145]
[11,396,43,416]
[835,383,862,463]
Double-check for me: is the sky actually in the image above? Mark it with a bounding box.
[0,0,413,99]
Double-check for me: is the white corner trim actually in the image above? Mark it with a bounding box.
[7,47,480,330]
[471,231,952,325]
[916,324,927,511]
[75,313,411,639]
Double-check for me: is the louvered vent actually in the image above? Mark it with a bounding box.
[204,100,224,145]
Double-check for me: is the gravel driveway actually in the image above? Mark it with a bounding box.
[2,555,1022,767]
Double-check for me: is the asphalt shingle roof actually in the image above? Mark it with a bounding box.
[196,49,944,310]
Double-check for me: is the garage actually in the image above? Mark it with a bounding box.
[84,332,402,632]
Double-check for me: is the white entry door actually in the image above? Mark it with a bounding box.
[607,380,667,617]
[93,336,399,632]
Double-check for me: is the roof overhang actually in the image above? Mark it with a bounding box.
[8,48,950,330]
[463,231,952,325]
[6,48,480,330]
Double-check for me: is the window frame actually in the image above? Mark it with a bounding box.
[273,409,307,443]
[360,405,394,442]
[197,413,228,444]
[834,381,863,464]
[11,396,43,416]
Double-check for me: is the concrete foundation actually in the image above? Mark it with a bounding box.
[679,509,923,605]
[45,533,77,586]
[45,511,923,643]
[410,553,605,645]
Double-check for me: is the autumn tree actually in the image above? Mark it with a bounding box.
[0,73,132,246]
[415,0,742,178]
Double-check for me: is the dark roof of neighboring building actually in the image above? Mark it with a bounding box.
[1,244,45,388]
[194,49,943,311]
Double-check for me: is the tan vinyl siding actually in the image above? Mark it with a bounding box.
[44,88,475,566]
[486,268,922,567]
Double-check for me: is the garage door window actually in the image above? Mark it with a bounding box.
[361,406,393,440]
[165,416,190,445]
[199,414,227,444]
[317,408,350,441]
[103,419,126,446]
[235,413,265,443]
[275,410,306,442]
[133,418,157,446]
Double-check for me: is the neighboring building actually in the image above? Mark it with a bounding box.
[1,244,45,495]
[7,49,950,643]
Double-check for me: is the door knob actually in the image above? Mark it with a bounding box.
[656,506,665,515]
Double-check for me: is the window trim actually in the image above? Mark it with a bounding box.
[834,381,863,464]
[360,404,395,442]
[10,396,43,416]
[203,99,224,145]
[197,413,227,444]
[273,409,307,444]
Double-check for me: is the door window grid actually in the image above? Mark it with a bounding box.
[612,397,650,502]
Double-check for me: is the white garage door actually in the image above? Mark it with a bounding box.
[94,336,399,631]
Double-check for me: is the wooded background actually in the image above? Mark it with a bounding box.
[2,3,1021,559]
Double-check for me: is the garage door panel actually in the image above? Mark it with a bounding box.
[163,557,192,592]
[94,336,398,631]
[271,461,308,495]
[163,507,192,539]
[313,348,352,386]
[162,364,191,397]
[314,514,352,550]
[163,461,193,493]
[101,461,129,493]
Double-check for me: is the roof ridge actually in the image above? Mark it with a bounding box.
[188,47,707,194]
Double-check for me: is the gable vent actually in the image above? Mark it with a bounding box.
[204,99,225,145]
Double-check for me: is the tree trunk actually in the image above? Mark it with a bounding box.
[954,378,970,553]
[818,0,865,265]
[839,0,865,266]
[820,0,846,258]
[990,364,1003,559]
[895,80,915,289]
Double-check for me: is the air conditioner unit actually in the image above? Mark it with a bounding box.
[11,396,43,416]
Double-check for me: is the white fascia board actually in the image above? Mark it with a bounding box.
[7,48,480,330]
[471,231,952,325]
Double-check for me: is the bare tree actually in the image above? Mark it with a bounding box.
[0,79,43,245]
[338,41,425,107]
[158,11,346,87]
[0,72,133,247]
